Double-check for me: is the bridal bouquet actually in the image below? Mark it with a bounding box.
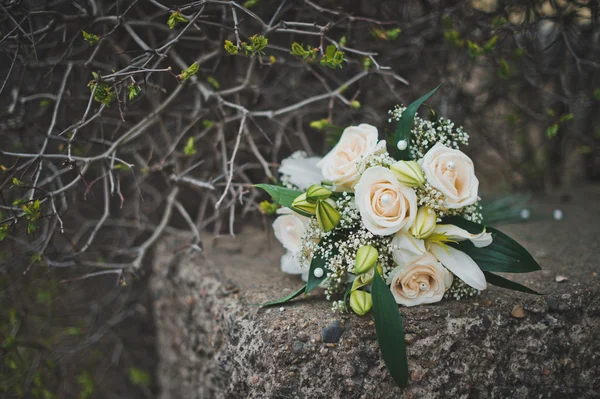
[256,86,541,387]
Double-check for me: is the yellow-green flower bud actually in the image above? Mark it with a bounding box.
[349,290,373,316]
[306,184,332,204]
[291,193,316,215]
[410,206,437,239]
[353,245,378,275]
[390,160,425,187]
[315,199,340,232]
[352,263,384,291]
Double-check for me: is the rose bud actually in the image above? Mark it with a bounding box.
[315,199,341,232]
[390,160,426,187]
[349,290,373,316]
[291,193,316,215]
[354,245,379,275]
[410,207,437,239]
[306,184,332,204]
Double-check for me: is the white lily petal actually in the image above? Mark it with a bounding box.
[434,224,493,248]
[278,156,323,190]
[430,244,487,290]
[280,251,304,276]
[391,231,427,267]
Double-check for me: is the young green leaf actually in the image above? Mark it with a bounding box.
[178,62,199,81]
[12,177,24,187]
[372,271,408,387]
[183,137,196,156]
[0,225,8,241]
[442,216,542,274]
[483,272,542,295]
[240,35,268,57]
[259,284,306,307]
[224,40,239,55]
[128,84,141,100]
[168,11,188,29]
[394,84,442,160]
[82,31,99,46]
[128,367,151,387]
[206,76,220,90]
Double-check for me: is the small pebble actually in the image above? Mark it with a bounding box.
[279,307,285,312]
[546,297,559,312]
[520,209,530,220]
[511,304,526,318]
[321,320,345,343]
[553,209,563,221]
[292,341,304,353]
[555,275,568,283]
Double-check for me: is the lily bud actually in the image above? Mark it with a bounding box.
[390,160,425,187]
[351,263,382,291]
[353,245,378,275]
[315,199,341,232]
[306,184,332,204]
[349,290,373,316]
[410,206,437,239]
[291,193,316,215]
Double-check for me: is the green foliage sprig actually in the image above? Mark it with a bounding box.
[291,42,318,61]
[320,45,345,69]
[168,11,188,29]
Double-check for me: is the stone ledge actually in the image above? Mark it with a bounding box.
[151,187,600,398]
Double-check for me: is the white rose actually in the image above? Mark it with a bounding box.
[272,208,309,253]
[317,123,385,191]
[278,155,323,190]
[387,253,453,306]
[420,143,479,209]
[354,166,417,236]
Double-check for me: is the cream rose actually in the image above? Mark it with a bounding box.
[272,208,309,253]
[420,143,479,209]
[354,166,417,236]
[317,123,385,190]
[387,253,453,306]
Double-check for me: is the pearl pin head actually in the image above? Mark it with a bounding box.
[446,161,456,171]
[397,140,408,151]
[313,267,324,278]
[380,193,392,205]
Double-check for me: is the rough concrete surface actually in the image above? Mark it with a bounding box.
[151,185,600,399]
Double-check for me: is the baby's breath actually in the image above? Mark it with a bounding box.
[389,105,469,159]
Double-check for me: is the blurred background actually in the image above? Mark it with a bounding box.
[1,0,599,397]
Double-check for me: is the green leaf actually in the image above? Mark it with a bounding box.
[480,193,532,225]
[483,272,542,295]
[325,44,336,59]
[12,177,24,186]
[259,284,306,307]
[206,76,220,90]
[183,137,196,156]
[82,31,99,46]
[254,184,311,216]
[394,84,442,160]
[559,113,574,124]
[0,225,7,241]
[305,252,328,293]
[128,367,151,387]
[442,216,542,273]
[178,62,199,81]
[372,271,408,387]
[168,11,188,29]
[128,84,141,100]
[546,123,559,139]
